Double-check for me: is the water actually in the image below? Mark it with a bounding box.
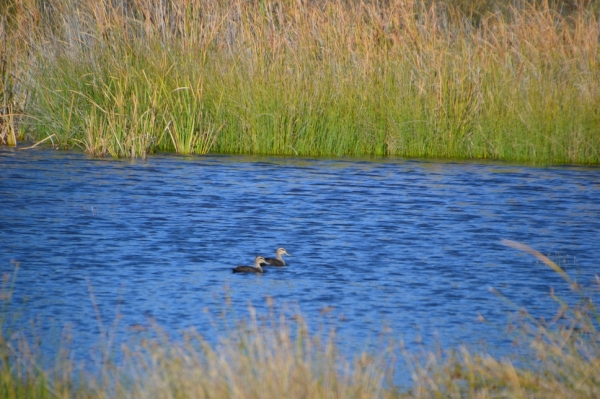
[1,147,599,370]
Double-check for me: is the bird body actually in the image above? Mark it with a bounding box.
[232,256,267,274]
[261,248,291,266]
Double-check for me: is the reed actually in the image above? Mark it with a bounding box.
[0,1,27,147]
[4,0,600,162]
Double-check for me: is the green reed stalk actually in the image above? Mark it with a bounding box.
[0,6,27,147]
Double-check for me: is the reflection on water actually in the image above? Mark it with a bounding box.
[1,147,599,363]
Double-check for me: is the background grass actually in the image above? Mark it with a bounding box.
[2,0,600,163]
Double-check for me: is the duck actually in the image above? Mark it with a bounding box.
[260,247,291,266]
[232,256,267,274]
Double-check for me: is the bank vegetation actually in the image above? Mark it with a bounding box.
[1,0,599,163]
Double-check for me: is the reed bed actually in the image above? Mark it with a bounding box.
[1,243,599,398]
[2,0,600,162]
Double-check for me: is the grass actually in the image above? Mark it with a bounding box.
[0,242,599,398]
[1,0,600,163]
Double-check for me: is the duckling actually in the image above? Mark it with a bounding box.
[232,256,267,274]
[260,248,291,266]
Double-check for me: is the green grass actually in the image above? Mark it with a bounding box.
[0,243,599,398]
[2,0,600,163]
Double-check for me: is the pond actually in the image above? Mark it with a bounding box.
[1,147,599,373]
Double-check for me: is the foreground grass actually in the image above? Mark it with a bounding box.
[2,0,599,163]
[1,243,599,398]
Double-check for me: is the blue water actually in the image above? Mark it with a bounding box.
[1,147,599,373]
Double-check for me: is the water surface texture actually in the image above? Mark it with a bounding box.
[1,148,599,363]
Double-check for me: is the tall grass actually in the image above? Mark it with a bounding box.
[0,1,27,147]
[0,242,599,398]
[2,0,600,162]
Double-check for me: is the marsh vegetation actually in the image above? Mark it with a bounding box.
[1,0,599,162]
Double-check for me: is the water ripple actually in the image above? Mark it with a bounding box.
[1,148,599,360]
